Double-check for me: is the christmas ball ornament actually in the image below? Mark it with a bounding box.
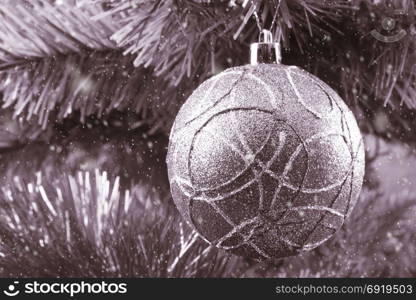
[166,30,365,260]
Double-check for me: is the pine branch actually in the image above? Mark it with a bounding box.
[235,0,349,47]
[0,0,116,63]
[0,50,182,131]
[0,1,184,133]
[0,169,241,277]
[1,0,416,144]
[95,0,348,85]
[272,189,416,277]
[0,0,124,128]
[94,0,247,86]
[299,0,416,143]
[96,0,416,144]
[332,0,416,110]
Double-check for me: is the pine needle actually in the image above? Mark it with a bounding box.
[0,169,241,277]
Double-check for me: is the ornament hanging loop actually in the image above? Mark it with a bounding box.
[250,29,281,65]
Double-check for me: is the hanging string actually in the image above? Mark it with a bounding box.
[249,0,282,64]
[249,0,263,32]
[234,0,281,40]
[248,0,281,38]
[269,0,282,33]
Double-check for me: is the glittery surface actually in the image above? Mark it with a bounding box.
[166,64,365,260]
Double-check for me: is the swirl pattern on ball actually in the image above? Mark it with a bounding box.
[167,64,365,260]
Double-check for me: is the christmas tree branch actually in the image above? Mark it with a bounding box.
[0,169,241,277]
[93,0,247,86]
[95,0,348,86]
[0,0,116,63]
[0,0,122,128]
[91,0,416,145]
[0,50,181,131]
[0,1,184,132]
[274,189,416,277]
[1,0,416,145]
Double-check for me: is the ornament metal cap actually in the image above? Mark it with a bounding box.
[250,29,281,65]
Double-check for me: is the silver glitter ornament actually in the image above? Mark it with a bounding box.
[166,30,365,260]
